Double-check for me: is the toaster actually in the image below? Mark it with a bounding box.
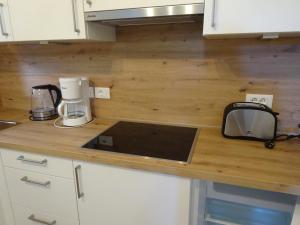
[222,102,278,142]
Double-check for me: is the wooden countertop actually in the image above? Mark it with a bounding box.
[0,109,300,195]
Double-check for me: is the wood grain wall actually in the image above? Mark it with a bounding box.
[0,22,299,130]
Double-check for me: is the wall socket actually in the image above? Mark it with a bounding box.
[246,94,273,108]
[95,87,110,99]
[89,87,95,98]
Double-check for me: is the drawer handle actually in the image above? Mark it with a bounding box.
[17,155,48,166]
[28,214,56,225]
[21,176,51,188]
[75,165,84,198]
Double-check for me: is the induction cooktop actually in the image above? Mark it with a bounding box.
[82,121,199,163]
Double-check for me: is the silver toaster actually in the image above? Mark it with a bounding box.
[222,102,278,141]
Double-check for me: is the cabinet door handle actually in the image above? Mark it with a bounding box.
[0,3,8,36]
[28,214,56,225]
[17,155,48,166]
[21,176,51,187]
[211,0,216,27]
[71,0,80,33]
[86,0,92,5]
[75,165,84,198]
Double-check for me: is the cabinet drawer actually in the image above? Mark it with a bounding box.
[5,167,78,219]
[1,149,73,178]
[13,203,79,225]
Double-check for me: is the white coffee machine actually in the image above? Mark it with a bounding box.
[57,77,92,127]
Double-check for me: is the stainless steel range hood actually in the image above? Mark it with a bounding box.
[85,4,204,26]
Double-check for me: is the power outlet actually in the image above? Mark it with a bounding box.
[89,87,95,98]
[95,87,110,99]
[246,94,273,108]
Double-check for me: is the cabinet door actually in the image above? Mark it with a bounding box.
[203,0,300,37]
[84,0,203,12]
[0,153,15,225]
[0,0,13,42]
[8,0,86,41]
[74,161,191,225]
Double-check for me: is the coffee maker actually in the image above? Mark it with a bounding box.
[57,77,92,127]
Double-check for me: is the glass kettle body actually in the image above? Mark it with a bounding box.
[30,84,62,121]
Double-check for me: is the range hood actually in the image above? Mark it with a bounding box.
[85,4,204,26]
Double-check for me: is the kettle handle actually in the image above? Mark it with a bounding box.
[57,100,65,118]
[48,85,62,108]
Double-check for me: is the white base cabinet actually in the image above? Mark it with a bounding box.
[13,204,79,225]
[203,0,300,38]
[0,149,79,225]
[5,167,78,219]
[0,153,15,225]
[1,148,300,225]
[73,160,192,225]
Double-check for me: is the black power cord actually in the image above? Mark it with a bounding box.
[265,125,300,149]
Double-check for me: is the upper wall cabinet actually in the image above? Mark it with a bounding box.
[8,0,115,42]
[0,0,13,42]
[203,0,300,38]
[84,0,202,11]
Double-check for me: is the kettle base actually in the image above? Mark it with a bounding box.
[29,114,58,121]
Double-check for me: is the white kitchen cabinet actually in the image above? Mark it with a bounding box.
[0,153,15,225]
[8,0,115,42]
[0,0,13,42]
[1,149,74,179]
[73,161,192,225]
[84,0,203,12]
[0,148,79,225]
[13,204,79,225]
[203,0,300,38]
[5,167,78,219]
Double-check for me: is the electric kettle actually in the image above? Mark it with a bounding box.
[30,84,62,121]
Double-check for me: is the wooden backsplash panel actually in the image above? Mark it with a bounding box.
[0,22,300,130]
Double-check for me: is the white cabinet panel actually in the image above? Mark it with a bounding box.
[84,0,203,12]
[203,0,300,37]
[13,204,79,225]
[1,149,74,179]
[5,167,78,219]
[74,161,191,225]
[0,0,13,42]
[0,153,15,225]
[8,0,86,41]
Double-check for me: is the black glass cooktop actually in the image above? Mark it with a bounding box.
[82,121,198,163]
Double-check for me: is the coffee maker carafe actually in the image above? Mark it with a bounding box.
[30,84,62,121]
[57,77,92,127]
